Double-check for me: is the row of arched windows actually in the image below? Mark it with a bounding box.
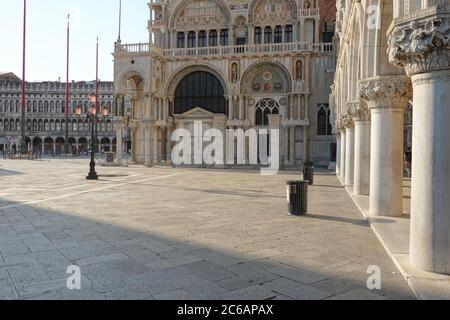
[254,25,293,44]
[0,118,113,133]
[177,29,229,48]
[0,100,113,114]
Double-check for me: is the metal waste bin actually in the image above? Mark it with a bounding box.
[303,161,314,185]
[287,180,308,216]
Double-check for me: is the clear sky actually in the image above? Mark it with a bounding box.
[0,0,149,82]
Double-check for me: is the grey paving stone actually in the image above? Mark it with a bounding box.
[76,253,129,266]
[0,270,18,299]
[263,278,333,300]
[8,266,51,293]
[326,288,389,300]
[154,289,200,301]
[182,261,234,282]
[218,285,279,300]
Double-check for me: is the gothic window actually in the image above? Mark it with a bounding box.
[0,101,3,113]
[38,101,43,113]
[209,30,218,46]
[285,25,293,42]
[188,31,196,48]
[10,101,14,112]
[255,98,280,126]
[15,100,20,113]
[264,26,272,44]
[177,32,185,48]
[27,101,31,113]
[220,29,228,46]
[44,101,49,113]
[317,103,332,136]
[254,27,262,44]
[33,101,37,113]
[274,26,282,43]
[198,30,207,47]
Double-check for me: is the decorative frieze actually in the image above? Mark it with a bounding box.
[358,76,412,110]
[388,17,450,76]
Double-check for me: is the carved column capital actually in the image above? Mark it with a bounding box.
[358,76,412,110]
[347,101,370,122]
[340,114,354,130]
[388,17,450,76]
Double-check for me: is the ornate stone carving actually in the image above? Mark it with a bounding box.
[347,101,370,122]
[358,76,412,109]
[388,17,450,76]
[340,113,354,129]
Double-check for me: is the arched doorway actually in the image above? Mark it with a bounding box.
[33,137,43,153]
[44,137,53,155]
[55,137,65,155]
[174,71,227,115]
[78,138,88,155]
[100,137,111,152]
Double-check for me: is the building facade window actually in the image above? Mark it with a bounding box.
[264,26,272,44]
[220,29,228,46]
[254,27,262,44]
[209,30,218,46]
[285,25,293,42]
[177,32,185,48]
[198,30,207,47]
[317,103,332,136]
[274,26,283,43]
[188,31,196,48]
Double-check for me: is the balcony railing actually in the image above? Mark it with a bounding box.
[164,42,334,57]
[299,8,320,16]
[115,41,334,56]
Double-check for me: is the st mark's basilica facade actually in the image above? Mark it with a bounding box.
[113,0,336,168]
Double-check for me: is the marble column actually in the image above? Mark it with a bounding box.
[359,76,411,217]
[116,124,123,164]
[349,102,371,195]
[335,133,341,177]
[144,125,151,166]
[339,126,346,183]
[152,126,158,164]
[389,15,450,274]
[343,114,355,187]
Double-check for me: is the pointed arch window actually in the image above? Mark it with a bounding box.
[317,103,332,136]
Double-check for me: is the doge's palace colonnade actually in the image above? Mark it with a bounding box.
[331,0,450,274]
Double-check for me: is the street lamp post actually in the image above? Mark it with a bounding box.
[75,94,109,180]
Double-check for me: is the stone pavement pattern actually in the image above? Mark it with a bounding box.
[0,160,414,300]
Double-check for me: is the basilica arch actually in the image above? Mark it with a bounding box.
[248,0,298,24]
[168,0,232,30]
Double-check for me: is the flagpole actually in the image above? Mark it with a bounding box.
[118,0,122,42]
[20,0,27,154]
[64,14,70,155]
[95,37,99,153]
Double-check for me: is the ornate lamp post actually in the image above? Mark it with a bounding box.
[75,94,109,180]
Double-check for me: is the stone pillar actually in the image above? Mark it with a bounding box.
[348,102,371,195]
[389,15,450,274]
[302,126,309,163]
[343,114,354,187]
[130,126,137,164]
[116,124,123,164]
[284,126,289,166]
[289,127,295,166]
[152,126,158,164]
[166,120,174,164]
[359,76,411,217]
[335,133,341,177]
[339,126,346,183]
[144,124,152,166]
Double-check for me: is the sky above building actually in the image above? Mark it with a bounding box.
[0,0,149,82]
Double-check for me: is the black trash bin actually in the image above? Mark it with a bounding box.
[303,161,314,185]
[287,180,308,216]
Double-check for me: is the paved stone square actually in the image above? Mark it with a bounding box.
[0,159,414,300]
